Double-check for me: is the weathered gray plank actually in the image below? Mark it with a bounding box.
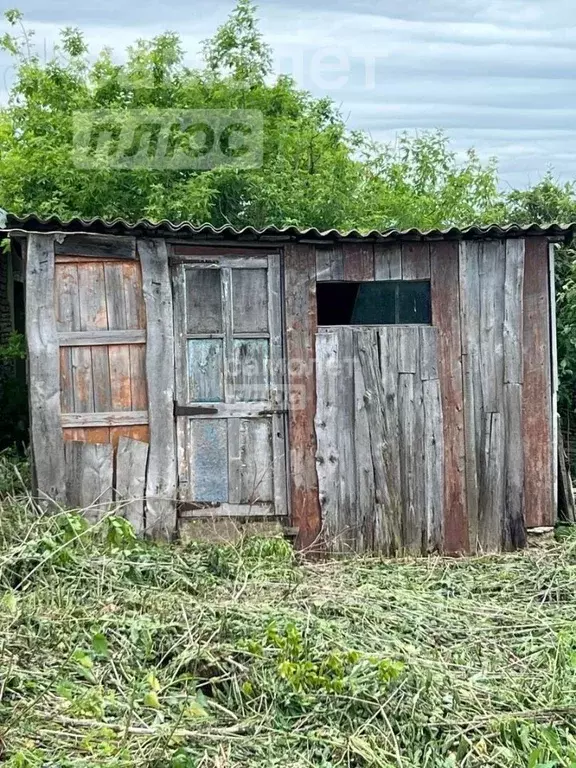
[56,264,81,332]
[228,418,241,505]
[315,244,344,281]
[402,242,431,280]
[92,344,112,412]
[104,263,127,330]
[239,418,273,504]
[71,347,95,413]
[26,233,66,502]
[315,331,341,548]
[419,326,439,381]
[504,239,525,385]
[478,241,505,413]
[423,378,444,552]
[116,436,149,535]
[477,412,504,552]
[504,382,526,550]
[459,240,480,552]
[353,330,375,552]
[268,253,289,517]
[358,330,402,555]
[378,328,402,541]
[188,339,224,402]
[55,233,136,260]
[61,411,149,427]
[398,371,421,553]
[139,238,177,538]
[337,328,357,552]
[232,268,268,332]
[59,330,146,346]
[65,441,113,522]
[397,327,418,374]
[374,243,402,280]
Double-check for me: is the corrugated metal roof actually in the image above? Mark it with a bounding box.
[4,213,576,242]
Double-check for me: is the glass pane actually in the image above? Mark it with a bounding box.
[351,282,396,324]
[185,268,222,333]
[399,281,431,324]
[232,269,268,333]
[190,419,228,502]
[233,339,269,401]
[188,339,223,402]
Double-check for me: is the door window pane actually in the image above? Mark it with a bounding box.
[185,268,222,333]
[232,268,269,333]
[188,339,224,402]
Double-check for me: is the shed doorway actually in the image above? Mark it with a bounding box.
[172,254,288,518]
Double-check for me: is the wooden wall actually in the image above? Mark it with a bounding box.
[298,238,556,554]
[26,231,556,552]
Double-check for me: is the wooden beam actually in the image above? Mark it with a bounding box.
[61,411,149,428]
[284,242,322,550]
[26,233,66,503]
[58,330,146,346]
[138,238,178,539]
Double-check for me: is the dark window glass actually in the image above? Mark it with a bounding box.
[317,281,431,326]
[398,281,431,324]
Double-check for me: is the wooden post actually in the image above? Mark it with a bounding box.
[26,233,66,503]
[138,238,177,539]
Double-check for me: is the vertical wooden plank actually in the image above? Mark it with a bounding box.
[60,348,75,413]
[56,264,81,331]
[477,412,504,552]
[172,264,188,493]
[522,238,556,528]
[503,239,527,550]
[459,240,480,552]
[104,263,127,330]
[138,238,177,539]
[268,253,288,517]
[374,243,402,280]
[129,345,148,411]
[228,418,241,505]
[523,237,554,528]
[79,261,110,415]
[239,419,273,504]
[123,262,146,329]
[504,382,526,549]
[27,233,66,502]
[549,244,559,512]
[398,369,420,553]
[431,241,467,554]
[423,377,444,552]
[190,419,228,502]
[402,242,431,280]
[343,243,374,281]
[109,345,132,411]
[116,436,149,535]
[504,240,525,385]
[378,327,402,550]
[65,440,113,521]
[337,328,357,551]
[285,243,322,550]
[358,330,402,555]
[315,244,343,281]
[92,345,112,412]
[315,332,341,548]
[353,330,375,552]
[71,347,95,413]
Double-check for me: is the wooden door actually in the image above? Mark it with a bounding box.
[173,254,288,517]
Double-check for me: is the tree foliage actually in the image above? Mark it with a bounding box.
[0,2,503,231]
[0,1,574,441]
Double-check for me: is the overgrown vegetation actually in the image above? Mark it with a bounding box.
[1,472,576,766]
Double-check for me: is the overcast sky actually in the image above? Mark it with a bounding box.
[1,0,575,189]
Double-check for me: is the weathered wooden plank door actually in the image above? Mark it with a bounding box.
[173,255,288,517]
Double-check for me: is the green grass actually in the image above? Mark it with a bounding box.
[2,480,576,766]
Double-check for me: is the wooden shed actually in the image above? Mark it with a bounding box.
[8,214,570,554]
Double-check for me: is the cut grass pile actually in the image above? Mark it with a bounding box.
[2,493,576,765]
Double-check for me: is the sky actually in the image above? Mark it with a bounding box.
[0,0,575,189]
